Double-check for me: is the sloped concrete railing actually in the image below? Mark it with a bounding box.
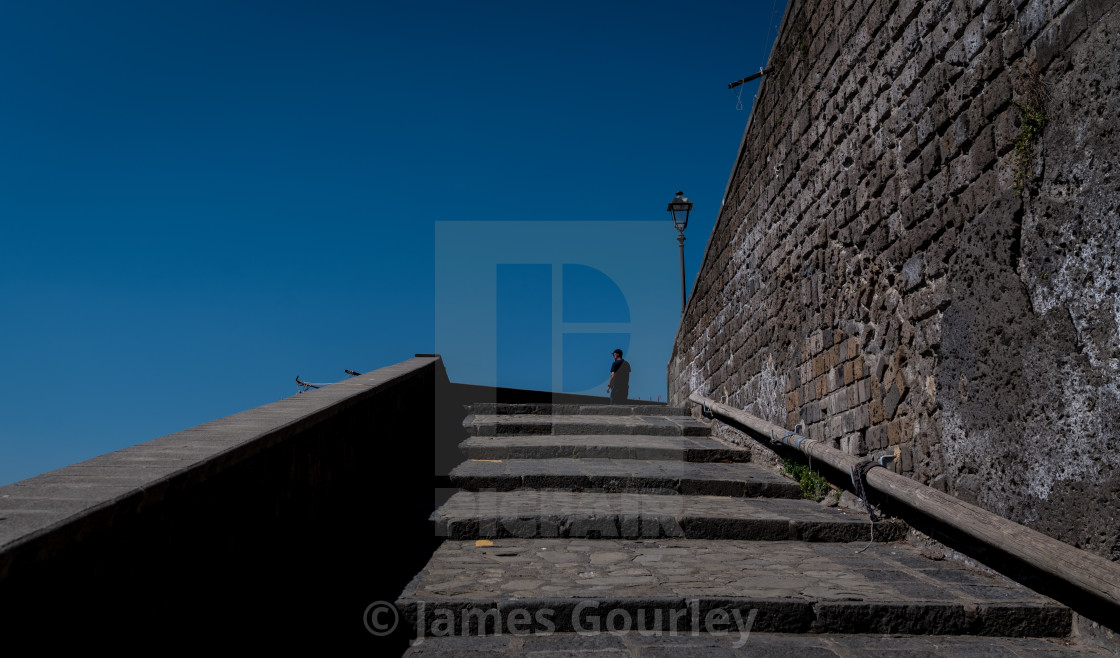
[0,355,453,647]
[690,393,1120,623]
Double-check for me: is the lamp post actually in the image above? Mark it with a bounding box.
[667,191,693,315]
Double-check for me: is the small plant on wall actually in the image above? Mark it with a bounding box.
[1009,64,1050,197]
[1011,98,1047,197]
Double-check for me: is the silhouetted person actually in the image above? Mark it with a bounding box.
[607,349,630,404]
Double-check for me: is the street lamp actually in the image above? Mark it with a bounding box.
[667,191,693,315]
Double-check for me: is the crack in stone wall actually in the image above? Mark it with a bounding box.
[670,0,1120,560]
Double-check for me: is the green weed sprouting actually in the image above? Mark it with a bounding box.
[1011,99,1048,197]
[781,459,833,501]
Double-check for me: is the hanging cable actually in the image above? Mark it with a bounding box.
[728,0,782,108]
[851,460,880,553]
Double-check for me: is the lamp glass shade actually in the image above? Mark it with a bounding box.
[667,193,692,230]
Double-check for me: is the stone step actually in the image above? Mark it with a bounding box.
[466,403,690,417]
[395,539,1071,639]
[432,491,908,542]
[458,434,750,463]
[465,414,710,438]
[401,632,1106,656]
[449,459,801,498]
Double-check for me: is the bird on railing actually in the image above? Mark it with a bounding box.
[297,369,363,393]
[296,376,325,393]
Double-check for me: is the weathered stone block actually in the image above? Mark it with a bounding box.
[828,345,841,368]
[962,13,986,62]
[1017,0,1048,45]
[809,423,823,441]
[892,0,923,38]
[899,441,914,472]
[1035,22,1064,71]
[982,0,1013,38]
[944,36,969,68]
[842,431,865,456]
[870,398,886,424]
[901,416,915,442]
[856,403,870,429]
[969,122,997,172]
[916,316,944,355]
[1086,0,1113,22]
[882,380,900,420]
[894,370,910,398]
[1059,1,1089,51]
[888,420,901,445]
[920,138,942,179]
[976,34,1012,82]
[867,423,887,451]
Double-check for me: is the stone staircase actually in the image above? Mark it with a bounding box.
[395,404,1094,655]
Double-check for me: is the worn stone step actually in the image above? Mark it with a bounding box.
[458,434,750,463]
[395,539,1071,639]
[432,491,907,542]
[401,632,1106,656]
[465,414,710,438]
[449,459,801,498]
[466,404,689,417]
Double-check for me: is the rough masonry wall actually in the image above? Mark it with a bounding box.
[670,0,1119,560]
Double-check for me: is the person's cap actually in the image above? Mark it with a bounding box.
[612,349,623,357]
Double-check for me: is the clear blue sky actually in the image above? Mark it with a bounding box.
[0,0,786,485]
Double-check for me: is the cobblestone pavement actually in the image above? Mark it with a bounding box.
[402,538,1055,605]
[398,539,1068,637]
[402,632,1105,656]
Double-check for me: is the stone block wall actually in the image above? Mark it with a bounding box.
[670,0,1119,560]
